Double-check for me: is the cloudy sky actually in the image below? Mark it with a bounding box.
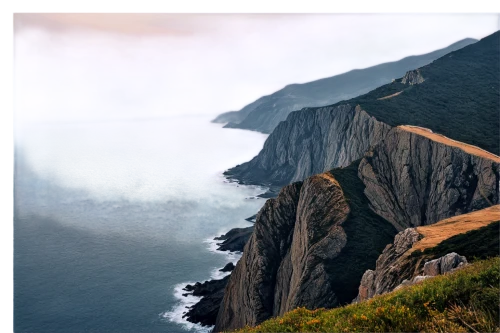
[14,14,499,122]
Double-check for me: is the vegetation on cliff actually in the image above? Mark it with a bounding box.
[232,257,500,333]
[411,221,500,262]
[345,31,500,155]
[324,161,397,304]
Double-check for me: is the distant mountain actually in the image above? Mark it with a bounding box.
[212,38,477,133]
[225,31,499,187]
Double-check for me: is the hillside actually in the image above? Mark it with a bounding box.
[349,31,500,155]
[213,38,477,133]
[354,207,499,304]
[231,258,500,333]
[224,31,500,189]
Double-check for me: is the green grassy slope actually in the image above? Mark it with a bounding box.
[326,30,500,155]
[232,257,500,333]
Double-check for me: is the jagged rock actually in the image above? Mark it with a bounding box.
[225,104,391,186]
[182,275,230,327]
[423,252,467,276]
[354,233,469,303]
[219,262,235,272]
[401,69,424,85]
[214,226,254,252]
[358,127,499,230]
[214,182,303,332]
[353,228,421,303]
[214,173,350,332]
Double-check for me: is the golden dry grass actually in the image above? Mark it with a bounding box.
[399,125,500,163]
[411,205,500,252]
[318,172,341,188]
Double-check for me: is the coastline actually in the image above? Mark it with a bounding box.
[162,176,268,331]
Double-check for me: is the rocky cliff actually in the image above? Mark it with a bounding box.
[354,206,500,303]
[223,32,499,192]
[213,38,477,134]
[225,104,391,186]
[214,165,397,332]
[214,174,350,332]
[214,182,303,332]
[358,126,500,231]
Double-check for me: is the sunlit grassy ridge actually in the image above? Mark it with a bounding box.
[231,257,500,333]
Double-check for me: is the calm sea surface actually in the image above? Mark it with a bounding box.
[14,115,267,333]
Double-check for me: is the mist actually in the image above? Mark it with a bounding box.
[14,14,499,123]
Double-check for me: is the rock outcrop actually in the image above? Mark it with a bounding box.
[182,276,230,327]
[401,69,424,85]
[214,173,352,332]
[353,228,421,303]
[225,104,391,186]
[423,252,467,276]
[354,230,469,303]
[219,262,235,272]
[214,226,254,252]
[358,126,500,231]
[353,206,499,304]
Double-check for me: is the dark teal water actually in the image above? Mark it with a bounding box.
[14,116,267,332]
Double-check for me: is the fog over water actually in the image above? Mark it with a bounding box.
[14,115,268,332]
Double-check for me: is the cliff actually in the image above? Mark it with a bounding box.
[225,104,390,186]
[212,38,477,134]
[214,174,350,332]
[215,164,397,332]
[354,205,500,303]
[214,182,303,331]
[224,32,499,190]
[358,126,500,230]
[215,126,499,331]
[211,31,500,333]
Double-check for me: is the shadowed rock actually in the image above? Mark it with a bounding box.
[359,127,499,230]
[214,173,351,332]
[214,226,254,252]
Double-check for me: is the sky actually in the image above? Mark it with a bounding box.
[13,13,499,123]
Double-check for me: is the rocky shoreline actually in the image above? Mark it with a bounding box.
[181,214,254,326]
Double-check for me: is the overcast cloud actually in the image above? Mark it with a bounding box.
[14,14,499,123]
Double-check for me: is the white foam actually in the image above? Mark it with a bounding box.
[245,196,262,200]
[212,172,269,196]
[160,283,213,333]
[160,172,262,333]
[163,237,244,331]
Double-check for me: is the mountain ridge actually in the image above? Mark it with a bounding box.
[213,38,477,133]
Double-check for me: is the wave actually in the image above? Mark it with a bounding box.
[160,282,213,333]
[162,177,261,331]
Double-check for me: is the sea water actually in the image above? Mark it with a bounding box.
[14,114,267,333]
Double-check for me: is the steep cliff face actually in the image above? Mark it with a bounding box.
[214,182,303,332]
[276,173,350,315]
[225,104,391,186]
[358,126,500,231]
[214,174,351,332]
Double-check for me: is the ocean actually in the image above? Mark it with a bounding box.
[14,115,267,332]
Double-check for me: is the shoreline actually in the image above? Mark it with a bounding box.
[163,176,267,331]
